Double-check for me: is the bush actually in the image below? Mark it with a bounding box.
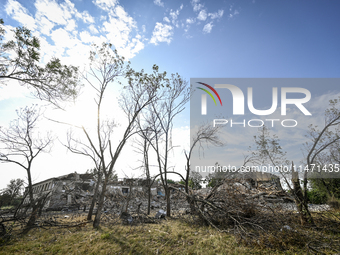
[307,190,327,204]
[328,196,340,209]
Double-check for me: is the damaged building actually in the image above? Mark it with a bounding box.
[23,173,161,211]
[23,172,95,210]
[211,172,293,203]
[22,170,292,214]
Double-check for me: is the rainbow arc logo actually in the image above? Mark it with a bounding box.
[197,82,222,106]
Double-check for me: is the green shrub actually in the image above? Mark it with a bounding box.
[307,189,327,204]
[327,196,340,209]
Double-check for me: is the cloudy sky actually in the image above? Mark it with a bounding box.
[1,0,340,189]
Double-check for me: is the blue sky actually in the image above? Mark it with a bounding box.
[1,0,340,189]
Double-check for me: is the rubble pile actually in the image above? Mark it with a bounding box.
[196,172,294,205]
[24,171,294,220]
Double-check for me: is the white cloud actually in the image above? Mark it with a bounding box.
[2,25,16,43]
[191,0,203,12]
[203,22,213,33]
[209,9,224,19]
[0,82,27,101]
[62,0,78,17]
[120,36,145,59]
[229,4,234,12]
[5,0,37,30]
[35,0,67,25]
[150,22,173,45]
[34,0,94,34]
[113,5,134,25]
[92,0,117,11]
[100,5,144,59]
[50,28,76,49]
[34,0,78,26]
[5,0,151,67]
[163,17,170,23]
[79,30,94,44]
[154,0,164,7]
[170,9,179,21]
[88,24,99,34]
[169,4,183,28]
[186,18,195,24]
[37,16,55,35]
[229,10,240,19]
[76,10,95,24]
[103,14,131,43]
[197,10,207,21]
[65,19,77,31]
[64,42,93,66]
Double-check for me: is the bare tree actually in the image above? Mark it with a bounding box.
[65,43,159,228]
[308,140,340,199]
[134,103,165,215]
[0,105,53,204]
[187,171,203,190]
[250,125,316,225]
[304,97,340,185]
[0,105,53,231]
[301,97,340,219]
[184,122,224,193]
[133,130,154,215]
[250,126,306,222]
[143,74,190,216]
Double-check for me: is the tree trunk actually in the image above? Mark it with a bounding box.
[124,184,133,212]
[166,186,171,217]
[321,179,332,197]
[291,168,315,225]
[93,175,108,228]
[87,173,101,221]
[185,157,190,194]
[26,168,34,205]
[23,198,43,234]
[22,167,40,234]
[147,184,151,215]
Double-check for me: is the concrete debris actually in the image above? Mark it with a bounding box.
[281,225,292,231]
[196,173,294,204]
[22,171,296,217]
[155,210,166,219]
[120,212,133,224]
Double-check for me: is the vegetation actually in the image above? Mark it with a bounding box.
[0,106,52,205]
[1,215,334,255]
[0,19,80,108]
[306,189,328,204]
[0,179,24,208]
[178,171,203,190]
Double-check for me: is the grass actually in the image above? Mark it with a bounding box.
[0,216,304,255]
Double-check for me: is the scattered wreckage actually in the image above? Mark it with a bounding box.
[21,171,294,220]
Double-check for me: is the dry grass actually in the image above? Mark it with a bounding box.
[2,208,340,254]
[0,215,303,255]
